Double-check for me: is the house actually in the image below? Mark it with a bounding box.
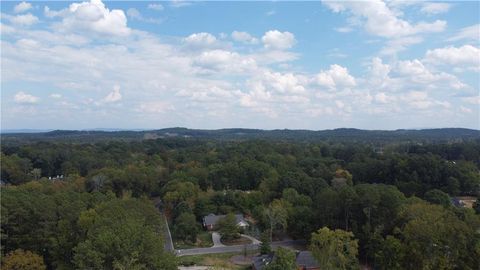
[452,196,477,208]
[252,251,320,270]
[295,251,320,270]
[202,213,249,230]
[252,254,274,270]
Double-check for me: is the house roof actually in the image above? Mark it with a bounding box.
[203,213,247,226]
[296,251,320,269]
[252,254,274,270]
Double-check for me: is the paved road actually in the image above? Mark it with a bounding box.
[177,243,258,256]
[161,211,175,252]
[176,240,306,256]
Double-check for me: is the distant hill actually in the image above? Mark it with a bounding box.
[1,127,479,145]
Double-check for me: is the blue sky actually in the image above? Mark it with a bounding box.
[1,1,479,130]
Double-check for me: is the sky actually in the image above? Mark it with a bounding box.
[1,0,479,130]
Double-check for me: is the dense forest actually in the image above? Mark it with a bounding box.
[1,132,480,269]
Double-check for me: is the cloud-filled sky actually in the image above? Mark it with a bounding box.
[1,0,479,130]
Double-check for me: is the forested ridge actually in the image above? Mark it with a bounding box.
[1,134,480,269]
[2,127,479,144]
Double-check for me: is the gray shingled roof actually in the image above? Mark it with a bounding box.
[252,251,319,270]
[203,213,246,226]
[252,254,274,270]
[296,251,320,268]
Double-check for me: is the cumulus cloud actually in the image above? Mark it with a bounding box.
[194,50,257,73]
[231,31,258,44]
[395,59,466,89]
[3,13,39,26]
[448,24,480,42]
[262,30,296,50]
[323,0,446,38]
[103,85,122,103]
[44,0,130,36]
[425,45,480,70]
[147,3,164,11]
[313,64,356,90]
[184,32,217,48]
[50,94,62,99]
[14,2,32,13]
[14,91,39,104]
[1,0,477,129]
[421,2,451,15]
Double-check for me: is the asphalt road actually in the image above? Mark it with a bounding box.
[176,240,307,256]
[161,211,175,252]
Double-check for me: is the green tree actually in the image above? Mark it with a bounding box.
[264,247,296,270]
[264,199,288,241]
[217,213,239,241]
[174,212,198,243]
[2,249,46,270]
[398,202,474,270]
[260,231,271,255]
[310,227,359,270]
[375,236,405,270]
[72,199,177,270]
[425,189,451,208]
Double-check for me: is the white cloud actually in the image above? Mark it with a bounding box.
[45,0,130,36]
[421,2,451,14]
[50,94,62,99]
[334,26,353,33]
[381,36,423,55]
[148,3,164,11]
[14,2,32,13]
[463,96,480,105]
[448,24,480,42]
[425,45,480,69]
[323,0,446,38]
[313,64,356,90]
[402,91,431,109]
[14,91,39,104]
[170,0,191,8]
[3,13,39,26]
[231,31,258,44]
[460,106,472,114]
[266,10,276,16]
[194,50,257,73]
[137,101,174,113]
[127,8,161,23]
[262,30,296,50]
[184,32,217,48]
[396,59,466,89]
[127,8,141,20]
[374,92,393,104]
[103,85,122,103]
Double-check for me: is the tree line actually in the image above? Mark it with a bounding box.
[1,138,479,269]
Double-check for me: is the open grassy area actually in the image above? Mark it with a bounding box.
[174,231,214,249]
[178,252,252,270]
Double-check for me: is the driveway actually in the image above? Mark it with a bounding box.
[211,232,225,247]
[241,234,261,245]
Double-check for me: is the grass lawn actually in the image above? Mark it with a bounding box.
[178,252,252,270]
[174,231,214,249]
